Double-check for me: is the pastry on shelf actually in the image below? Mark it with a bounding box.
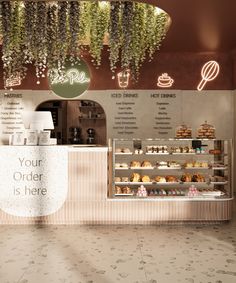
[130,161,141,167]
[121,177,129,182]
[136,185,147,197]
[175,124,192,139]
[157,161,168,168]
[115,148,122,153]
[123,148,131,153]
[115,186,122,194]
[185,162,194,168]
[188,185,199,197]
[194,161,201,167]
[200,161,208,168]
[115,177,121,182]
[141,161,152,168]
[122,186,132,194]
[197,121,216,139]
[167,161,181,168]
[120,163,129,168]
[166,175,178,182]
[134,149,143,154]
[115,163,121,168]
[192,174,205,182]
[130,173,141,182]
[141,175,151,182]
[155,176,166,183]
[180,173,192,182]
[209,149,221,155]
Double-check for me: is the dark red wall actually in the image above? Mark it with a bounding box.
[0,49,235,91]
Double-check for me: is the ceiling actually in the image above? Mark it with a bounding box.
[145,0,236,52]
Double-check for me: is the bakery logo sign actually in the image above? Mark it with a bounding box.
[50,68,90,85]
[157,73,174,88]
[48,58,91,99]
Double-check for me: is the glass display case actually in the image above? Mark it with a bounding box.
[110,139,233,200]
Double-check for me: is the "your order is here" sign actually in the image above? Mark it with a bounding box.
[0,146,68,217]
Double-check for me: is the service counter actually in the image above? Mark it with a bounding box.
[0,145,233,224]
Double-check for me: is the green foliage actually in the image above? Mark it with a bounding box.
[0,1,169,87]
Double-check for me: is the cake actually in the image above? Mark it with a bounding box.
[192,174,205,182]
[121,177,129,182]
[115,177,121,182]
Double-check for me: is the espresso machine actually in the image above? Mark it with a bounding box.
[86,128,95,144]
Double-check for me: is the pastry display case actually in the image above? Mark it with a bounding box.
[197,121,216,139]
[110,139,233,200]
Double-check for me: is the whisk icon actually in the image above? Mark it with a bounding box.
[197,61,220,91]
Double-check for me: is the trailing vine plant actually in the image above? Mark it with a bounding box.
[0,1,170,88]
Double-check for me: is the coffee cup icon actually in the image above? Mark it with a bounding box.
[157,73,174,88]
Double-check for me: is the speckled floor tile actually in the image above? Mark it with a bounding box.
[0,202,235,283]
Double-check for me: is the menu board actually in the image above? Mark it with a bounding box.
[0,93,25,138]
[106,90,181,138]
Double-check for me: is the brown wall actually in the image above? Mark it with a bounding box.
[0,49,235,91]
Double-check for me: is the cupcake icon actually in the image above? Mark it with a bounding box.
[157,73,174,88]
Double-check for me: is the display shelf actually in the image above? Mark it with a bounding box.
[111,139,232,204]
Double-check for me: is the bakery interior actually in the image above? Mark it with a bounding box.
[0,0,236,282]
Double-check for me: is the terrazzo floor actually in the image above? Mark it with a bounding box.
[0,211,236,283]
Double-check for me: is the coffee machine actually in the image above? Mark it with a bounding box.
[86,128,95,144]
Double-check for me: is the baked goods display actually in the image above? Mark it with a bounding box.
[115,148,132,153]
[165,175,178,182]
[115,186,133,195]
[157,161,168,169]
[136,185,147,197]
[146,145,168,154]
[176,124,192,139]
[187,185,199,197]
[130,161,141,168]
[171,146,195,154]
[184,161,208,168]
[134,149,143,154]
[149,189,185,196]
[155,176,167,183]
[114,139,229,200]
[130,173,141,182]
[141,161,152,168]
[115,163,129,169]
[180,173,193,182]
[141,175,151,182]
[197,121,215,139]
[192,174,205,182]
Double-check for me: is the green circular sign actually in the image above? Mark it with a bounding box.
[48,59,90,99]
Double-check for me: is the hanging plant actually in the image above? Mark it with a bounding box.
[0,1,170,88]
[69,0,80,59]
[121,1,134,70]
[89,1,109,66]
[109,1,121,77]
